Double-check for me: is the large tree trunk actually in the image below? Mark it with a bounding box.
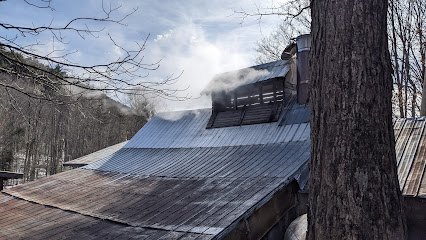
[420,72,426,116]
[308,0,407,239]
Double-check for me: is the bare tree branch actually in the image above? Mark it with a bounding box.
[0,0,189,102]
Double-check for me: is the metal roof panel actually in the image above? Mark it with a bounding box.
[394,117,426,198]
[125,108,309,149]
[84,142,310,179]
[4,169,291,238]
[63,141,129,167]
[0,193,213,240]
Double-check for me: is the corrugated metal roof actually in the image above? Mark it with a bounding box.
[295,117,425,198]
[0,192,213,240]
[124,108,310,149]
[279,104,310,126]
[1,103,310,239]
[63,141,128,167]
[204,59,292,93]
[1,102,424,240]
[85,142,310,178]
[1,102,425,240]
[3,169,299,237]
[394,118,426,198]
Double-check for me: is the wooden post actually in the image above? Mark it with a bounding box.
[233,92,237,110]
[273,82,277,102]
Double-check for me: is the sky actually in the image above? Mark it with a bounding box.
[0,0,286,111]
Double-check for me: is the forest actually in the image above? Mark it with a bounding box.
[0,47,151,182]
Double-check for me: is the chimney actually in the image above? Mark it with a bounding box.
[296,34,311,105]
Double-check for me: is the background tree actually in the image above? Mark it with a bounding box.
[236,0,310,65]
[249,0,425,118]
[309,0,406,239]
[236,0,411,238]
[252,0,311,64]
[0,0,172,183]
[389,0,425,117]
[0,70,150,181]
[0,0,186,101]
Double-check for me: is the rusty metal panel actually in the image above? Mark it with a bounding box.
[4,170,289,238]
[0,193,210,240]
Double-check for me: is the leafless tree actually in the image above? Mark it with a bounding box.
[0,0,182,182]
[235,0,310,65]
[389,0,426,117]
[0,0,187,102]
[242,0,425,118]
[0,72,147,180]
[237,0,408,238]
[254,22,299,64]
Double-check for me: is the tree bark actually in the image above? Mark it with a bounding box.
[308,0,407,239]
[420,72,426,116]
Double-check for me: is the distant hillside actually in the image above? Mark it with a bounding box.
[0,48,150,183]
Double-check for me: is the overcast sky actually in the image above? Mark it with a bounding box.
[0,0,286,111]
